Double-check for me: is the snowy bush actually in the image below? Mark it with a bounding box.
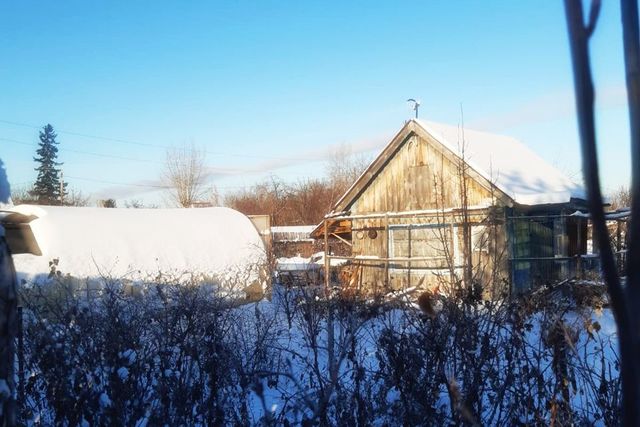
[16,278,620,425]
[19,277,276,425]
[373,294,620,425]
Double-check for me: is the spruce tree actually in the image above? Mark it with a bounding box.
[31,124,66,205]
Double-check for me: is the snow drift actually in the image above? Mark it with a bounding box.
[11,205,266,286]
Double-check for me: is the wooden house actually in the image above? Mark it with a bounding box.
[312,119,588,296]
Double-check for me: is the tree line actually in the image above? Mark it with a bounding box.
[228,152,369,225]
[12,124,370,219]
[11,123,630,226]
[165,142,370,225]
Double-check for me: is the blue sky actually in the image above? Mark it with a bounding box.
[0,1,631,205]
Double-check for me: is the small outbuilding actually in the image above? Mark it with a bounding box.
[313,119,588,296]
[271,225,318,258]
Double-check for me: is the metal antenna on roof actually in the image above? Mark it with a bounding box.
[407,98,420,119]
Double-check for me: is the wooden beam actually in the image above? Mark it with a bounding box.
[330,233,352,247]
[324,218,329,293]
[384,213,389,290]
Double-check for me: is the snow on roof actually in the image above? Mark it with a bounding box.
[271,225,316,234]
[271,225,315,242]
[571,208,630,220]
[11,205,266,283]
[416,120,585,205]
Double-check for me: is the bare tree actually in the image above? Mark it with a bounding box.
[610,185,631,210]
[8,185,37,205]
[564,0,640,423]
[124,199,144,208]
[97,199,117,208]
[225,176,293,225]
[326,144,371,204]
[288,178,335,224]
[11,184,89,207]
[205,185,221,207]
[64,188,90,207]
[162,143,207,208]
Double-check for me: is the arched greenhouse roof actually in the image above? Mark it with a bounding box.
[11,205,266,285]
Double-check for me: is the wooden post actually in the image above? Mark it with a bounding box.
[617,220,622,252]
[577,254,583,280]
[450,216,456,286]
[324,218,329,293]
[577,217,583,279]
[407,225,412,290]
[506,209,516,294]
[384,214,389,290]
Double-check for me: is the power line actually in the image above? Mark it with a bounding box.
[0,119,170,149]
[10,171,252,191]
[0,137,32,147]
[1,120,330,194]
[65,174,251,190]
[1,136,321,191]
[65,175,170,189]
[0,118,318,161]
[0,137,162,164]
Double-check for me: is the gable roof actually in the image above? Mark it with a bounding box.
[333,119,585,212]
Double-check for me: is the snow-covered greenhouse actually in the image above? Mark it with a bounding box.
[6,205,267,298]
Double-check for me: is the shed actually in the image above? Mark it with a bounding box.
[313,119,588,296]
[271,225,316,258]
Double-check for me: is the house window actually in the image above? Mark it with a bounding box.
[513,218,553,259]
[389,223,454,270]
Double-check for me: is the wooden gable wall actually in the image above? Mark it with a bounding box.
[339,124,512,295]
[347,128,510,215]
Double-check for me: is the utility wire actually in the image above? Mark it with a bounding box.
[65,175,250,190]
[2,136,316,191]
[0,137,161,164]
[1,120,328,193]
[65,175,170,189]
[0,118,317,161]
[0,119,170,149]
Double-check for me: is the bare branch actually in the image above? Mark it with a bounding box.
[586,0,602,36]
[162,143,207,208]
[621,0,640,358]
[564,0,640,422]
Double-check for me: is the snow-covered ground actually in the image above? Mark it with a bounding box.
[18,281,620,425]
[276,252,347,271]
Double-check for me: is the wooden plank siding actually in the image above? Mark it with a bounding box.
[350,211,509,296]
[350,134,502,214]
[314,119,589,296]
[341,125,511,296]
[335,121,512,215]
